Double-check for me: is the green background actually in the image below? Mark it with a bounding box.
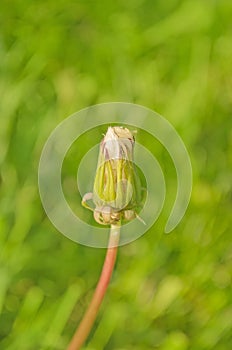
[0,0,232,349]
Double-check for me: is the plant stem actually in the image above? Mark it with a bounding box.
[67,224,121,350]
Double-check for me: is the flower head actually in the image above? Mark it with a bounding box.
[82,126,142,225]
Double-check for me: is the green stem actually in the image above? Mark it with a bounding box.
[67,224,121,350]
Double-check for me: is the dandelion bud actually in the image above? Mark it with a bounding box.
[91,126,142,225]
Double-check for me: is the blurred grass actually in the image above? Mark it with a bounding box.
[0,0,232,349]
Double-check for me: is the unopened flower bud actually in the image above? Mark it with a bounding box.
[91,126,141,225]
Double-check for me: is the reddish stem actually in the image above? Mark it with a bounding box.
[67,224,120,350]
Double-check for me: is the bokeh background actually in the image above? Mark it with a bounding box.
[0,0,232,349]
